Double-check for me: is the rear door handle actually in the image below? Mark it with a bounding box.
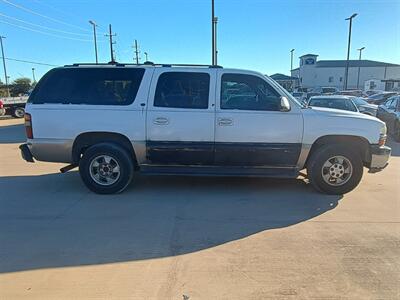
[218,118,233,126]
[153,117,169,125]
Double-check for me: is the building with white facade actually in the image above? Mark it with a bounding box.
[291,54,400,91]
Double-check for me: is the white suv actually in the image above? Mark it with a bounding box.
[20,63,391,194]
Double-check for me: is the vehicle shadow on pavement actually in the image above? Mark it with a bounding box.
[0,172,342,274]
[0,124,26,143]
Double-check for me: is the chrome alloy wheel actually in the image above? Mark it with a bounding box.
[89,155,121,186]
[321,155,353,186]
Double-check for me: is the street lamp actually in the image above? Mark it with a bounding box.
[344,13,358,90]
[290,49,295,73]
[356,47,365,89]
[144,52,148,61]
[32,68,36,83]
[89,20,98,64]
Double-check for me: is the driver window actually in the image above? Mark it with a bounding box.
[220,74,281,111]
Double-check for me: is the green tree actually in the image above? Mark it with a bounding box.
[10,77,32,96]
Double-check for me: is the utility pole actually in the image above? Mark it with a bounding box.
[105,24,116,63]
[0,36,9,97]
[290,49,295,74]
[133,40,140,64]
[89,20,98,63]
[344,13,357,90]
[356,46,365,89]
[32,68,36,83]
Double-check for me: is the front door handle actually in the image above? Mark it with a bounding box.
[218,118,233,126]
[153,117,169,125]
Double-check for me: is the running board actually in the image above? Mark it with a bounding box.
[140,165,299,178]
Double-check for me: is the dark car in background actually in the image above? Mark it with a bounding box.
[352,97,378,116]
[376,95,400,141]
[367,92,398,105]
[308,95,358,112]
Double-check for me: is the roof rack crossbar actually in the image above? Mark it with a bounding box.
[64,62,223,68]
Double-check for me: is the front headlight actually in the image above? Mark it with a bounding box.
[379,125,387,146]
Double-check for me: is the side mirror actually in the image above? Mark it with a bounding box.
[280,96,291,112]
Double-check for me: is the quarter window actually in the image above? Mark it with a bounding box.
[29,67,145,105]
[220,74,281,111]
[154,72,210,109]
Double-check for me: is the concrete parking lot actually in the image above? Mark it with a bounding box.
[0,118,399,299]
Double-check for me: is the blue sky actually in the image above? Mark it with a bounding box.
[0,0,399,82]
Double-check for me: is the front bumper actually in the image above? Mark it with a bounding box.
[368,145,391,173]
[19,143,34,163]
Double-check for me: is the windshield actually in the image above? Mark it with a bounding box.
[308,97,358,112]
[352,98,369,106]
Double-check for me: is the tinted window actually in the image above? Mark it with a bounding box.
[221,74,281,111]
[308,98,357,112]
[29,67,145,105]
[384,99,393,108]
[154,72,210,109]
[388,98,398,109]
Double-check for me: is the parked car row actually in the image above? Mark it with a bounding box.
[303,92,399,142]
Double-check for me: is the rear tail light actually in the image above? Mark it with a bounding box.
[0,100,3,109]
[24,113,33,139]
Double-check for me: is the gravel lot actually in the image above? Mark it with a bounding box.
[0,118,399,299]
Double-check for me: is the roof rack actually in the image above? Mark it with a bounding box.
[65,62,223,68]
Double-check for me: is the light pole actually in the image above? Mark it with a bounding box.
[32,68,36,83]
[290,49,295,74]
[144,52,148,61]
[214,16,218,65]
[89,20,98,64]
[211,0,215,65]
[0,36,10,97]
[344,13,357,90]
[356,46,365,89]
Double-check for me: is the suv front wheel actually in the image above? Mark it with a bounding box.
[307,144,363,195]
[79,143,134,194]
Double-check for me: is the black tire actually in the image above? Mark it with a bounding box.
[79,143,134,194]
[307,144,363,195]
[12,107,25,118]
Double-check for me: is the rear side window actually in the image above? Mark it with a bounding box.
[154,72,210,109]
[29,67,145,105]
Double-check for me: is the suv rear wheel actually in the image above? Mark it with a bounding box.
[79,143,134,194]
[307,144,363,195]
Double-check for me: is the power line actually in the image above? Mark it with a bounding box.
[1,0,91,33]
[0,56,59,67]
[0,19,95,42]
[0,12,94,37]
